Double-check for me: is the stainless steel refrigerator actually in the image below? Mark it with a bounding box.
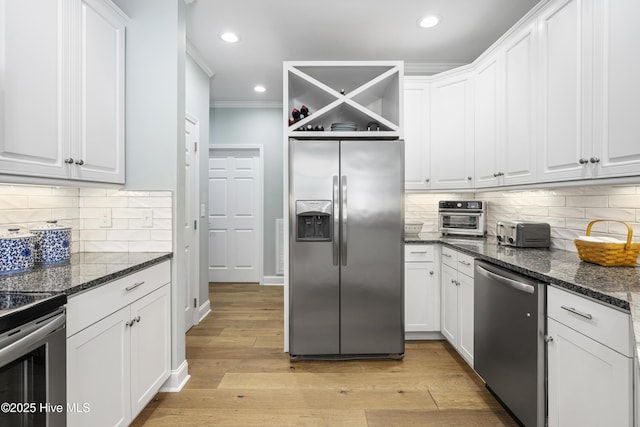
[289,139,404,359]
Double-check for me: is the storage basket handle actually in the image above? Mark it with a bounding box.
[585,220,633,248]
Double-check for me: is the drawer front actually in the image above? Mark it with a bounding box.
[405,244,435,262]
[547,285,632,357]
[456,252,475,278]
[441,246,458,268]
[67,260,171,337]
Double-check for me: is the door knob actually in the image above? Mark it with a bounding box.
[544,335,553,343]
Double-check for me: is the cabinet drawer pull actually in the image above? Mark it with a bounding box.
[561,305,593,320]
[442,253,452,258]
[458,260,471,266]
[409,250,428,254]
[125,281,145,292]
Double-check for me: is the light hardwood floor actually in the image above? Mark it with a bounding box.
[132,283,517,426]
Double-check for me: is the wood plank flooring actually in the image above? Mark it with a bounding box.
[131,283,517,426]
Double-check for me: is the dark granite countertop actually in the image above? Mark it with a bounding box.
[0,252,173,297]
[406,233,640,359]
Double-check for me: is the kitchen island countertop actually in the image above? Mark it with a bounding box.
[0,252,172,297]
[406,233,640,359]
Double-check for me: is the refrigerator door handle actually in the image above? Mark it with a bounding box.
[341,175,348,266]
[332,175,339,265]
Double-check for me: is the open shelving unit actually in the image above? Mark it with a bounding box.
[284,61,404,139]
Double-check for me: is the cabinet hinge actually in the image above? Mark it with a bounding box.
[194,219,197,230]
[194,142,198,152]
[194,298,197,308]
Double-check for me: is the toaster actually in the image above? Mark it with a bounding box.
[496,221,551,248]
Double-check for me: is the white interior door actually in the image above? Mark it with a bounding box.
[209,146,262,283]
[184,116,200,331]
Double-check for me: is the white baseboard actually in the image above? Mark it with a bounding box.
[159,360,190,392]
[405,331,445,341]
[263,275,284,286]
[198,299,211,322]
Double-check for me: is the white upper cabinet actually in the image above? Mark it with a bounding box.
[75,0,126,183]
[591,0,640,178]
[537,0,591,182]
[537,0,640,182]
[473,54,501,188]
[403,77,430,190]
[0,0,126,184]
[284,61,403,139]
[501,22,537,185]
[429,70,475,190]
[0,0,70,179]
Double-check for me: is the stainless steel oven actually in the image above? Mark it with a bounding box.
[438,200,487,237]
[0,293,66,427]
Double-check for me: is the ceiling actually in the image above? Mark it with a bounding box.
[185,0,541,106]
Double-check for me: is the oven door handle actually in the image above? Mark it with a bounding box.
[476,265,535,294]
[0,313,65,367]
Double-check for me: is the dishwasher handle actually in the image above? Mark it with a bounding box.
[476,265,535,295]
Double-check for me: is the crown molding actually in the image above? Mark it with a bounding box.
[211,101,283,109]
[404,63,466,75]
[186,39,215,78]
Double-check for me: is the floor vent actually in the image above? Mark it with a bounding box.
[276,219,284,275]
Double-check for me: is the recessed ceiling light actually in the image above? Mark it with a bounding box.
[418,15,440,28]
[254,85,266,93]
[220,32,239,43]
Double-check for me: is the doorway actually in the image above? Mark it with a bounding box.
[184,114,200,332]
[208,145,263,284]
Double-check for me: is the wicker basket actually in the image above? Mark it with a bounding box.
[574,220,640,267]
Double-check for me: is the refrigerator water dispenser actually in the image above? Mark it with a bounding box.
[296,200,332,241]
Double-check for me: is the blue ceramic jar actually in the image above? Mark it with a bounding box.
[0,228,35,273]
[32,221,71,265]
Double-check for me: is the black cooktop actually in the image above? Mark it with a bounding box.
[0,292,66,334]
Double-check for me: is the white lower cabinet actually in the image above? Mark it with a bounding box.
[547,286,633,427]
[404,245,439,338]
[440,246,474,366]
[66,261,171,427]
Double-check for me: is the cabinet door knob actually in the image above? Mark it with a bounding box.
[451,279,456,284]
[429,271,434,275]
[64,158,74,164]
[425,178,430,183]
[578,158,589,164]
[589,157,600,164]
[75,159,84,166]
[467,177,472,181]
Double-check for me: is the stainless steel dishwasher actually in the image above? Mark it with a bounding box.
[474,260,545,427]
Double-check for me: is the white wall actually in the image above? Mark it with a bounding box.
[112,0,187,376]
[185,52,211,306]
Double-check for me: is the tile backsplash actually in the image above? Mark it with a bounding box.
[0,185,172,253]
[406,184,640,252]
